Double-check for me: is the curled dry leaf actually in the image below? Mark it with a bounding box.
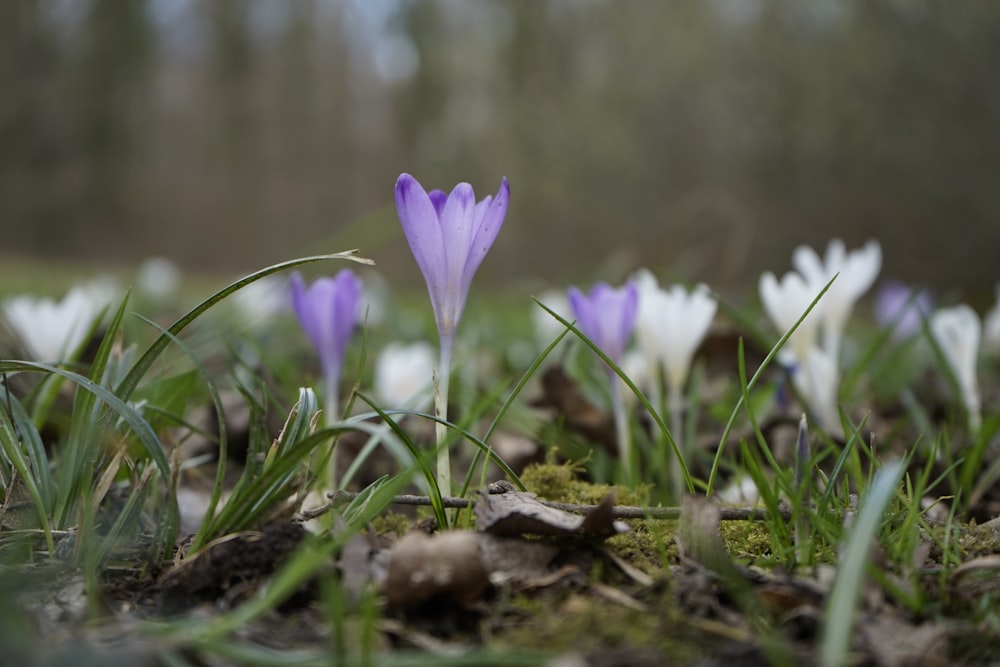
[385,530,489,611]
[385,530,564,611]
[475,481,629,538]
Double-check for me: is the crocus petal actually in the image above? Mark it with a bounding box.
[533,289,573,351]
[290,273,317,343]
[930,304,981,432]
[428,190,448,217]
[874,280,932,339]
[462,177,509,294]
[290,269,362,390]
[843,240,881,300]
[984,285,1000,355]
[569,281,638,367]
[759,270,824,363]
[660,284,717,391]
[396,174,509,344]
[633,269,665,369]
[794,346,841,433]
[791,239,882,362]
[395,174,447,314]
[792,245,826,286]
[440,182,478,273]
[374,340,436,410]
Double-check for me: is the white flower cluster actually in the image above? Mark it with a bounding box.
[759,239,883,434]
[3,279,120,362]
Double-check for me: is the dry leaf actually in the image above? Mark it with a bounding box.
[385,530,489,611]
[475,483,628,538]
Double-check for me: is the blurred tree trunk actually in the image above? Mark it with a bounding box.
[0,1,63,250]
[74,0,154,255]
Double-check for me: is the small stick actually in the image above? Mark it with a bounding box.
[296,488,787,522]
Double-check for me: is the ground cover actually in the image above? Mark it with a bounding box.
[2,243,1000,666]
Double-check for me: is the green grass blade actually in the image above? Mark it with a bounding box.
[533,299,694,493]
[0,390,56,554]
[114,252,373,403]
[0,361,170,480]
[353,393,447,528]
[707,275,835,494]
[459,322,572,496]
[52,293,130,527]
[355,405,527,493]
[819,459,905,667]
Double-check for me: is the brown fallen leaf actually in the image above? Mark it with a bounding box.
[535,365,617,454]
[385,529,569,612]
[475,482,629,538]
[478,533,561,587]
[859,613,952,667]
[385,530,489,611]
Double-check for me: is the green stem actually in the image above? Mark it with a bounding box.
[611,376,632,485]
[435,338,453,496]
[667,379,685,501]
[325,376,340,491]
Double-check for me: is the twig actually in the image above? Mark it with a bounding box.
[296,488,787,522]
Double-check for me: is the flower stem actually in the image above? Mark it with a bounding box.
[325,376,340,491]
[962,381,982,434]
[794,414,810,566]
[435,339,453,496]
[611,377,632,485]
[667,379,685,501]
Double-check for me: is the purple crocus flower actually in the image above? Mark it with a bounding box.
[874,280,933,339]
[394,172,509,495]
[394,173,510,349]
[290,269,363,408]
[568,281,639,371]
[568,280,639,481]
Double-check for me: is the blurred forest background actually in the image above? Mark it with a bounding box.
[2,0,998,296]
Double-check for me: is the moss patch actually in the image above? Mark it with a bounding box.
[520,461,649,506]
[494,589,701,663]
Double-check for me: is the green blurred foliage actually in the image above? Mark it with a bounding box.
[1,0,997,294]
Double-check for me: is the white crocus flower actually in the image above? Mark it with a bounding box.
[792,239,881,362]
[633,269,717,494]
[759,270,826,365]
[374,341,436,411]
[633,268,666,410]
[136,256,182,302]
[634,269,717,399]
[619,348,653,408]
[229,275,289,328]
[717,474,762,506]
[659,284,717,396]
[794,346,841,436]
[983,285,1000,356]
[930,304,982,433]
[3,280,118,361]
[532,289,572,354]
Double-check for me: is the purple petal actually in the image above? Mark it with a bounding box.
[290,272,320,349]
[395,173,446,314]
[330,269,363,364]
[618,280,639,350]
[461,177,509,292]
[440,182,478,276]
[290,269,363,388]
[428,190,448,218]
[568,285,598,342]
[569,281,635,365]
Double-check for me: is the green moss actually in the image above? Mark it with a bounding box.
[959,521,1000,558]
[368,512,412,537]
[494,589,700,662]
[719,520,773,561]
[520,462,649,506]
[606,521,679,573]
